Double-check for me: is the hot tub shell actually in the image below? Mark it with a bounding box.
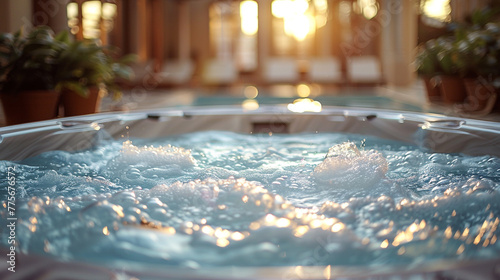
[1,105,499,279]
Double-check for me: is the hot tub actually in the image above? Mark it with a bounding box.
[1,105,499,280]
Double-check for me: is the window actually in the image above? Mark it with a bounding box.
[67,0,118,44]
[271,0,329,56]
[353,0,379,20]
[238,0,258,71]
[338,0,380,56]
[209,1,258,71]
[209,1,236,60]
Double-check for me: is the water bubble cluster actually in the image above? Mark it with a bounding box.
[314,142,388,189]
[0,132,499,270]
[119,140,196,168]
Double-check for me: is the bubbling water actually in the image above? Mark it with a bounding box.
[0,131,499,272]
[313,142,388,189]
[118,140,196,168]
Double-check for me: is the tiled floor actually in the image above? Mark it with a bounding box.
[1,80,500,127]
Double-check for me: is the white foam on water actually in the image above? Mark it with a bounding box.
[100,140,198,188]
[313,142,388,189]
[117,140,196,168]
[1,132,499,271]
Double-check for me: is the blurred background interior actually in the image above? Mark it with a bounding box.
[1,0,500,126]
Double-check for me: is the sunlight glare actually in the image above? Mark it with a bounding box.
[421,0,451,22]
[273,0,316,41]
[67,2,78,19]
[82,1,101,19]
[240,1,259,35]
[102,3,117,20]
[284,14,312,41]
[272,0,293,18]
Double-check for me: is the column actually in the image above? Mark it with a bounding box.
[380,0,417,86]
[0,1,9,33]
[136,0,149,63]
[76,0,83,40]
[152,0,164,71]
[257,0,272,72]
[109,0,125,50]
[191,1,210,66]
[179,0,191,61]
[217,2,232,61]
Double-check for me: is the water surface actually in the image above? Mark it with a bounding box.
[1,131,499,271]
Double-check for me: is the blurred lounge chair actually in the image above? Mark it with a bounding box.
[202,58,238,85]
[307,57,343,84]
[263,57,299,84]
[346,55,383,85]
[156,59,194,85]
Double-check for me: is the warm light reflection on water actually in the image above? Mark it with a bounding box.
[287,98,322,112]
[242,99,259,111]
[3,133,500,269]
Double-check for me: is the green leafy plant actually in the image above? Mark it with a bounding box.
[468,6,500,27]
[416,37,460,76]
[416,7,500,79]
[416,38,445,76]
[454,22,500,78]
[1,26,135,99]
[55,32,135,99]
[0,26,63,93]
[436,38,461,76]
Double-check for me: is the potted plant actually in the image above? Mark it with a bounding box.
[416,7,500,107]
[55,32,135,116]
[416,36,468,104]
[416,39,444,102]
[435,38,470,104]
[0,26,63,125]
[455,20,500,113]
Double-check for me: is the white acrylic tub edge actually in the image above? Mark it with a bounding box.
[1,105,500,279]
[1,105,499,161]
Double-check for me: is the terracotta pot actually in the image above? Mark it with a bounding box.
[422,76,441,102]
[0,90,60,125]
[434,75,466,104]
[463,78,497,113]
[61,87,103,116]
